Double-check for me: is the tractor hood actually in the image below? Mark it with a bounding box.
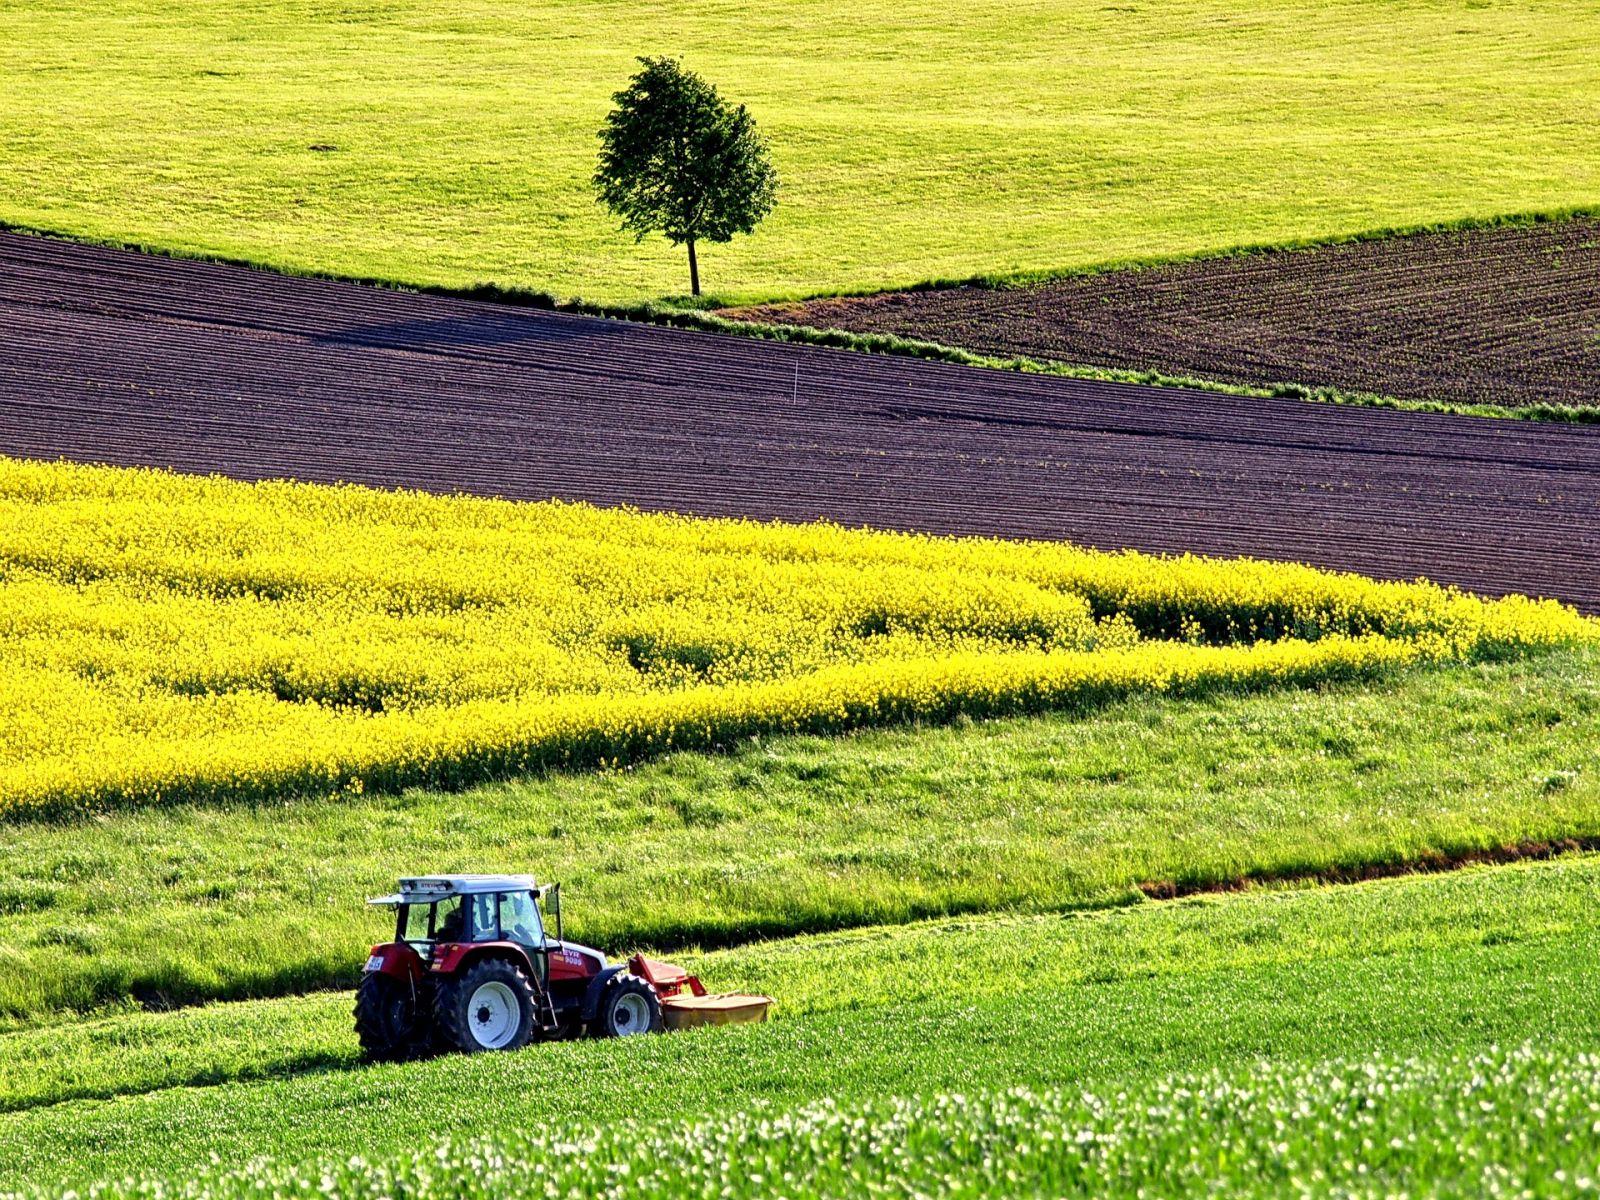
[548,940,607,978]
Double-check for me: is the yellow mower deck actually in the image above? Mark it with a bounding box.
[660,992,774,1031]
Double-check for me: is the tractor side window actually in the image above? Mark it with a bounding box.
[497,891,543,947]
[433,896,465,943]
[468,893,499,942]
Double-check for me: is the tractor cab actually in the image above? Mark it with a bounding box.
[379,876,555,977]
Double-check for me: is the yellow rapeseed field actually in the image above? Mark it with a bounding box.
[0,457,1591,817]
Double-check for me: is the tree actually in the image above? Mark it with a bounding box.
[594,57,778,297]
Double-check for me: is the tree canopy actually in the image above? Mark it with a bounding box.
[594,57,778,296]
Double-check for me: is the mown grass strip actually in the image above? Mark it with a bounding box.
[2,853,1594,1117]
[2,855,1597,1190]
[1132,833,1600,899]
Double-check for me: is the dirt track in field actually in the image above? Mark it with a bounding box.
[2,231,1598,612]
[728,220,1600,411]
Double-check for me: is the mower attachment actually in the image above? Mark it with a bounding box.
[628,953,774,1031]
[659,992,775,1031]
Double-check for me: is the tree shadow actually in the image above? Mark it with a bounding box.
[315,309,627,355]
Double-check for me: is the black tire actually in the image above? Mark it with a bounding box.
[354,972,423,1062]
[595,973,663,1038]
[434,958,538,1054]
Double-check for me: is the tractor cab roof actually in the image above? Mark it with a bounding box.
[368,874,541,907]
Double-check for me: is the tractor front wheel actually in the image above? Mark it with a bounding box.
[434,959,538,1053]
[595,974,663,1038]
[354,972,423,1062]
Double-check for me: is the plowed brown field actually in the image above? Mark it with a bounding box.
[730,220,1600,411]
[2,232,1597,611]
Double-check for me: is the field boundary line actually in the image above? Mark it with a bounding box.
[713,204,1600,301]
[15,205,1595,306]
[6,208,1600,424]
[657,310,1600,425]
[1137,835,1600,901]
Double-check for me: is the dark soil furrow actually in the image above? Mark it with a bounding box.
[1,231,1597,611]
[730,219,1600,411]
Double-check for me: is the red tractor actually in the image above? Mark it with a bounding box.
[355,874,769,1059]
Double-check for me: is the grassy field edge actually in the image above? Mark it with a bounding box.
[3,851,1597,1110]
[713,204,1600,300]
[688,313,1600,425]
[10,204,1598,308]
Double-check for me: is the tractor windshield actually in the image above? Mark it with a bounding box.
[394,891,541,947]
[457,891,543,944]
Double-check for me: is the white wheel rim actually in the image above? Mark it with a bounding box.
[467,981,520,1049]
[613,992,650,1035]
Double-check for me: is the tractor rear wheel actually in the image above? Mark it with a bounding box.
[434,959,538,1053]
[595,973,663,1037]
[354,972,423,1062]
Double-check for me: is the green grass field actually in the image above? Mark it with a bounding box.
[2,853,1596,1190]
[83,1047,1600,1199]
[2,0,1597,303]
[3,649,1595,1027]
[22,1046,1594,1199]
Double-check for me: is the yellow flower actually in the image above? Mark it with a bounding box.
[0,456,1590,816]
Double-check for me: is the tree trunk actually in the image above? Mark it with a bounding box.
[687,239,700,297]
